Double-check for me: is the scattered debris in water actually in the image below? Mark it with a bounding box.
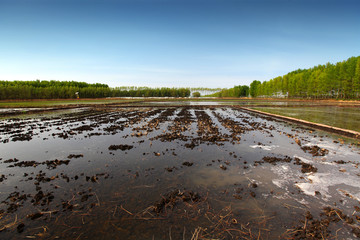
[0,105,359,239]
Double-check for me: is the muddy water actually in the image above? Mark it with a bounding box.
[0,106,360,239]
[128,100,360,107]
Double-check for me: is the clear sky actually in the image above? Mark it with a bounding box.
[1,0,359,88]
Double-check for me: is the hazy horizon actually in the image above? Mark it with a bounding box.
[1,0,359,88]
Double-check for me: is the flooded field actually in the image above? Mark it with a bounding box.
[127,99,360,107]
[253,106,360,133]
[1,106,360,239]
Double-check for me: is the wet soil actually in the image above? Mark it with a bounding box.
[301,145,329,156]
[0,105,359,239]
[286,207,360,239]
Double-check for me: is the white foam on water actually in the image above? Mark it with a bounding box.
[270,164,300,191]
[268,152,360,204]
[296,172,360,200]
[297,198,310,206]
[272,179,284,189]
[294,155,312,164]
[319,160,336,165]
[249,145,279,151]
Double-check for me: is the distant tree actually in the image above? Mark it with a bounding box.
[354,58,360,98]
[0,80,192,100]
[192,92,201,97]
[249,80,261,97]
[241,85,250,97]
[206,85,249,98]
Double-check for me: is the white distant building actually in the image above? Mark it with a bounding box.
[272,91,288,98]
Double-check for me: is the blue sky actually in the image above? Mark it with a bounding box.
[1,0,359,88]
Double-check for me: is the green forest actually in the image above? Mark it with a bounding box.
[0,80,190,100]
[249,56,360,99]
[1,56,359,100]
[217,56,360,99]
[208,85,250,98]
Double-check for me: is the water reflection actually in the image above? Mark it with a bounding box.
[253,106,360,132]
[0,106,359,239]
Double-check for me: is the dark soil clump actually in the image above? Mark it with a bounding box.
[11,133,32,142]
[73,125,94,132]
[182,161,193,167]
[44,159,70,169]
[0,174,6,182]
[334,160,347,164]
[67,154,83,159]
[153,190,201,214]
[262,156,292,165]
[300,163,318,173]
[294,157,318,173]
[301,145,329,156]
[257,156,318,174]
[16,223,25,233]
[108,144,134,151]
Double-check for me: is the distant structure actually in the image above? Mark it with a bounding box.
[273,91,288,98]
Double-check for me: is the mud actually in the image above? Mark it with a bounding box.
[301,145,329,157]
[7,159,70,169]
[0,105,359,239]
[152,189,201,214]
[108,144,134,151]
[287,207,360,239]
[67,154,83,159]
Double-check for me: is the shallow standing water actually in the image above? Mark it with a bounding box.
[253,106,360,132]
[128,100,360,132]
[0,105,360,239]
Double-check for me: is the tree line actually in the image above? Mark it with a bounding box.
[190,87,223,91]
[2,56,359,100]
[249,56,360,99]
[110,87,190,98]
[0,80,191,100]
[208,85,250,97]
